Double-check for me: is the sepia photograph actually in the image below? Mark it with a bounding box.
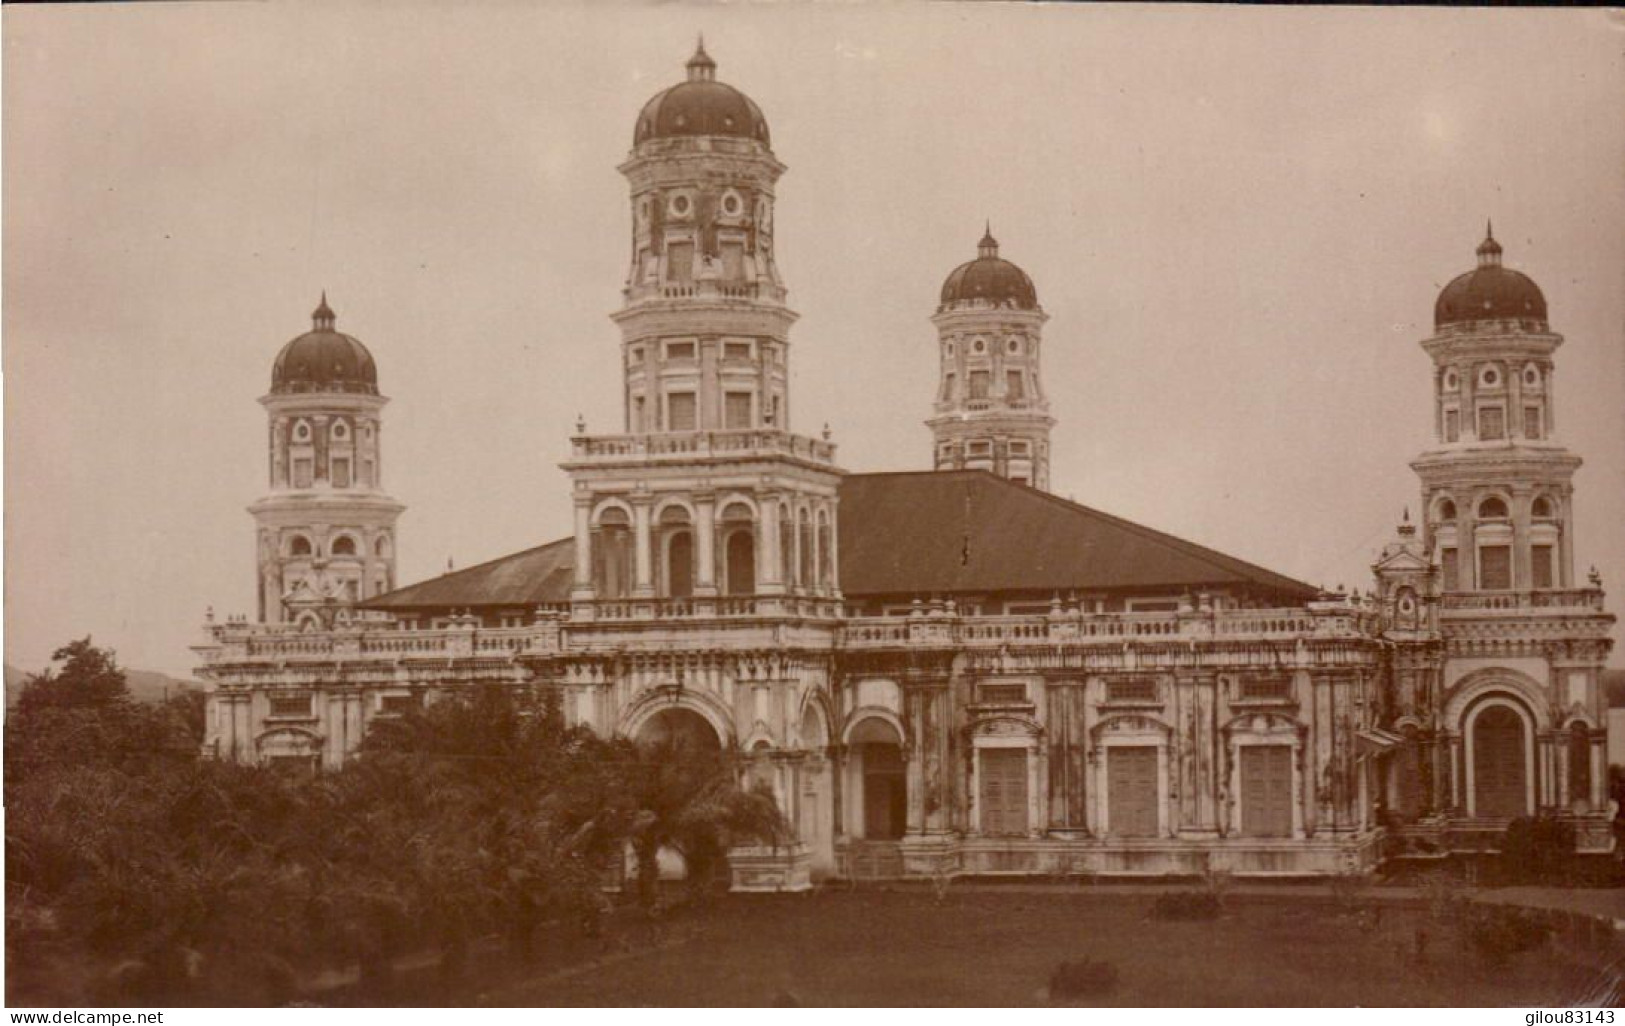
[4,0,1624,1011]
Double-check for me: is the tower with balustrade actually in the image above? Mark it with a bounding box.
[927,227,1054,489]
[252,295,403,628]
[562,41,843,615]
[1388,226,1613,850]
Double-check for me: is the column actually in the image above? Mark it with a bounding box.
[1512,484,1533,590]
[759,497,783,592]
[571,497,593,597]
[632,496,654,596]
[695,492,716,594]
[826,497,841,596]
[1559,493,1576,588]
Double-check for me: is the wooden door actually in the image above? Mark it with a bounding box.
[1473,705,1527,818]
[1240,745,1294,837]
[861,743,905,840]
[1107,746,1158,837]
[979,748,1029,836]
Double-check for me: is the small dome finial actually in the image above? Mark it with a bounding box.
[312,291,336,330]
[1476,220,1503,268]
[687,34,716,82]
[978,222,998,259]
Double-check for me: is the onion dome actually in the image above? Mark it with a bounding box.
[633,39,770,147]
[1434,223,1548,329]
[939,225,1039,310]
[270,293,378,395]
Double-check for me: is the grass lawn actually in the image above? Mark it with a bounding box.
[467,888,1608,1007]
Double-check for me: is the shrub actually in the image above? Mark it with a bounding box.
[1148,890,1221,921]
[1049,957,1120,1000]
[1501,816,1576,885]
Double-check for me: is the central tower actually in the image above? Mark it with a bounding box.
[563,42,842,613]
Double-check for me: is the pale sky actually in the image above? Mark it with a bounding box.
[5,3,1623,678]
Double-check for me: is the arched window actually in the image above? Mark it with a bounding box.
[331,535,357,557]
[1478,496,1509,520]
[292,419,312,443]
[779,503,794,587]
[798,509,813,589]
[817,510,833,587]
[659,506,693,599]
[1437,498,1457,522]
[592,507,634,599]
[375,535,391,559]
[288,534,313,557]
[719,503,755,596]
[666,532,694,598]
[1531,495,1555,519]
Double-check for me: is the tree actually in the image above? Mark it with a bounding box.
[17,637,130,714]
[606,737,786,909]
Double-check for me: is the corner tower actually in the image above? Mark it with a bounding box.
[563,42,842,611]
[1395,225,1613,841]
[1412,226,1579,593]
[251,296,404,627]
[928,227,1053,489]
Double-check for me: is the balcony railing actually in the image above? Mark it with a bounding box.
[566,428,837,467]
[197,622,560,665]
[623,280,789,304]
[1438,588,1605,613]
[580,594,842,622]
[839,607,1377,649]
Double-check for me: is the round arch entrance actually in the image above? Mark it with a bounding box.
[847,717,906,841]
[635,707,723,754]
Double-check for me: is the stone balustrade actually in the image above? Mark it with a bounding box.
[839,606,1377,649]
[1438,588,1605,613]
[567,427,837,466]
[197,601,1378,668]
[197,622,560,664]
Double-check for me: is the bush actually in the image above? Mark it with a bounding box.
[1502,816,1576,884]
[1049,957,1120,1000]
[1148,890,1221,921]
[1466,905,1551,967]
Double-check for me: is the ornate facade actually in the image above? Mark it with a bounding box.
[196,45,1614,886]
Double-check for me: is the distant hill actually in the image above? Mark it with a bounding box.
[4,663,203,708]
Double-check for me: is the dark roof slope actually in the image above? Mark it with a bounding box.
[365,537,575,611]
[365,470,1317,612]
[838,471,1316,600]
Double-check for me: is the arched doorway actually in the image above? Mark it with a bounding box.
[1471,703,1528,818]
[635,707,722,753]
[849,717,906,840]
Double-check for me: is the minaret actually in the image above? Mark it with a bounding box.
[251,295,404,627]
[927,225,1054,489]
[562,42,842,611]
[1396,226,1614,832]
[1411,225,1579,593]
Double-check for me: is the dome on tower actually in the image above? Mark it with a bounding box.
[1434,224,1547,329]
[633,39,770,147]
[270,294,378,395]
[939,226,1039,310]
